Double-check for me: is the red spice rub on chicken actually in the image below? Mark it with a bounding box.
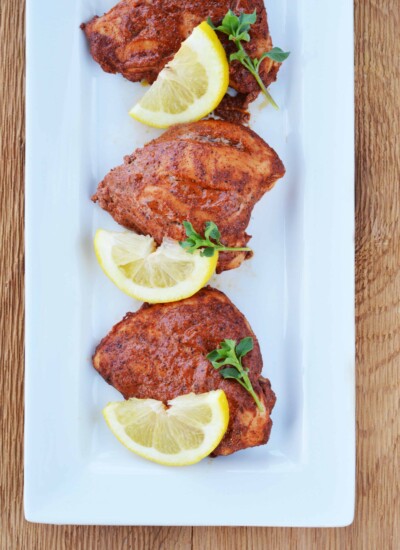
[93,287,276,456]
[81,0,281,121]
[92,119,285,273]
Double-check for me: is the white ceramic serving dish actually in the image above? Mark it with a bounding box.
[25,0,355,526]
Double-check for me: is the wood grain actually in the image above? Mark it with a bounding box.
[1,0,399,548]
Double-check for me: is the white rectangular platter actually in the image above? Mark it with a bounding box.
[25,0,355,526]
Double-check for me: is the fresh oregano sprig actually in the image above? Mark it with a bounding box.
[207,10,290,109]
[207,337,264,411]
[179,221,251,258]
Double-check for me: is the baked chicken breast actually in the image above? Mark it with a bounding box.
[81,0,280,120]
[92,119,285,273]
[93,287,276,456]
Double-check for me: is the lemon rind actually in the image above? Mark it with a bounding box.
[94,229,218,304]
[103,390,230,466]
[129,22,229,128]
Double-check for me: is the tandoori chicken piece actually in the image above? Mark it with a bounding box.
[81,0,280,120]
[92,119,285,273]
[93,287,276,456]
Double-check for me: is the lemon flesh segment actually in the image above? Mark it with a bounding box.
[94,229,218,303]
[129,21,229,128]
[103,390,230,466]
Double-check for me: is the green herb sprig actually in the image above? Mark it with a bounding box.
[207,10,290,109]
[179,221,251,258]
[207,337,264,411]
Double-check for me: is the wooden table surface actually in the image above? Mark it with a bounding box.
[1,1,399,548]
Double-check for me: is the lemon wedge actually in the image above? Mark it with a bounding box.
[129,21,229,128]
[94,229,217,303]
[103,391,229,466]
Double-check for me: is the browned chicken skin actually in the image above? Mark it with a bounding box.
[92,119,285,272]
[81,0,280,120]
[93,287,276,456]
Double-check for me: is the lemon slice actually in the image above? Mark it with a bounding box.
[94,229,218,303]
[103,390,229,466]
[129,21,229,128]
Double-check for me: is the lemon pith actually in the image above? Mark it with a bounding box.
[94,228,218,303]
[129,21,229,128]
[103,390,230,466]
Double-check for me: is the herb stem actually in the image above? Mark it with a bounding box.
[234,369,264,412]
[242,373,264,412]
[216,246,252,253]
[252,71,279,110]
[208,11,289,111]
[207,337,264,412]
[236,41,279,110]
[180,221,252,257]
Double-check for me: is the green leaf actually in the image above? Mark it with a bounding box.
[182,220,197,237]
[214,348,229,357]
[222,10,240,33]
[236,31,251,42]
[230,50,247,63]
[200,247,215,257]
[206,9,289,112]
[179,238,194,247]
[213,25,231,36]
[204,221,221,242]
[221,339,236,352]
[205,336,263,410]
[263,47,290,63]
[235,337,253,358]
[179,240,197,253]
[206,17,216,29]
[179,221,251,257]
[207,350,223,363]
[209,358,229,370]
[238,11,257,28]
[220,367,241,380]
